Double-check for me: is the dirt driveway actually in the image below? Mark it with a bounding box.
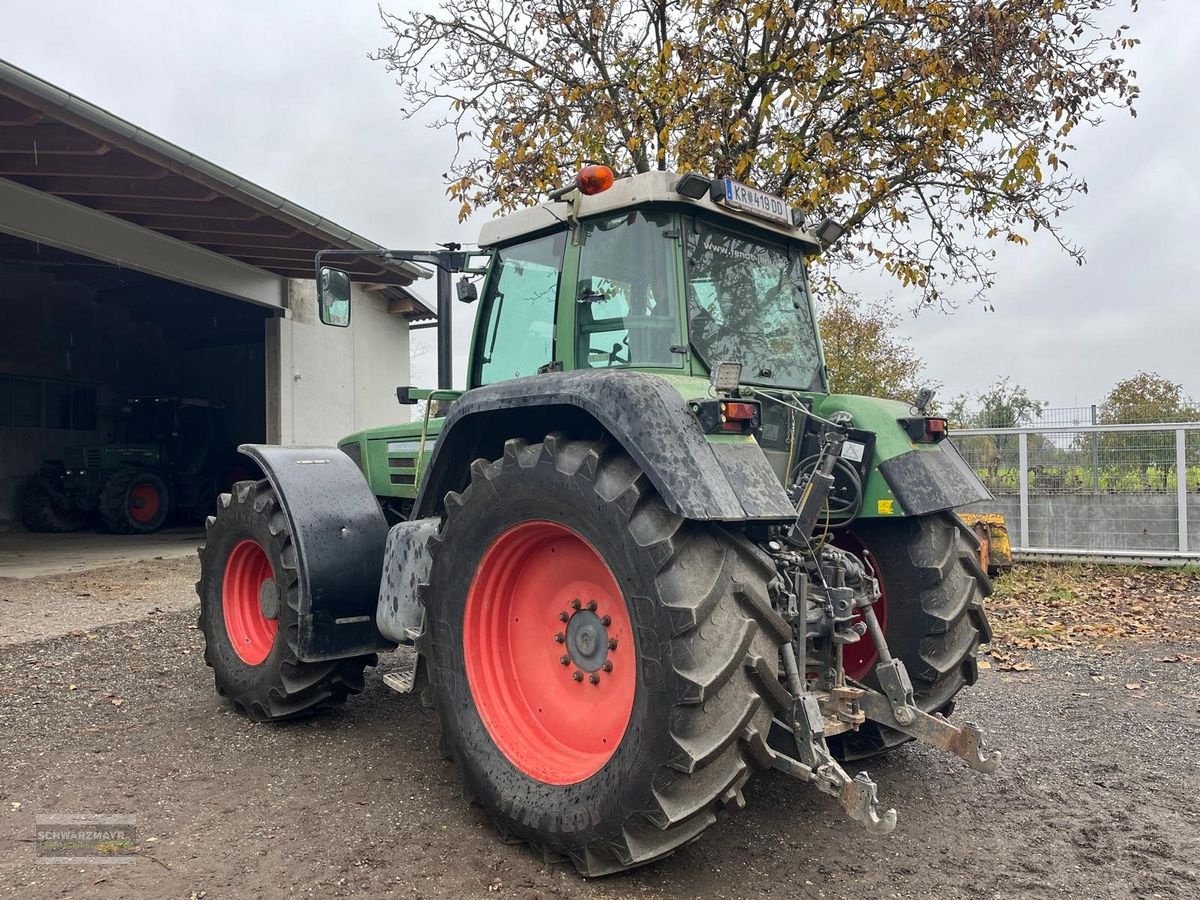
[1,558,1198,899]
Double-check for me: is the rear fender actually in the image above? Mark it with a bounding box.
[412,370,796,522]
[237,444,396,661]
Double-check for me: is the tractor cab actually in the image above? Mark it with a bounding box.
[469,191,826,396]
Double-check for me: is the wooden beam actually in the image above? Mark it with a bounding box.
[191,245,321,263]
[174,233,326,253]
[387,296,422,316]
[0,150,166,178]
[0,123,110,155]
[61,196,262,220]
[229,257,393,279]
[0,96,43,126]
[16,174,220,201]
[124,216,302,238]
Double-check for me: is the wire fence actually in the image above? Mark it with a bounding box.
[966,403,1196,430]
[952,422,1200,563]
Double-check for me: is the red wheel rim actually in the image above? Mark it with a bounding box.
[834,532,887,682]
[222,539,278,666]
[464,521,635,785]
[128,482,161,524]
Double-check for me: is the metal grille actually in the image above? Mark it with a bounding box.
[953,422,1200,563]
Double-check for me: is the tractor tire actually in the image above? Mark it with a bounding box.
[99,469,170,533]
[830,511,993,762]
[20,473,84,533]
[421,434,790,876]
[196,480,375,721]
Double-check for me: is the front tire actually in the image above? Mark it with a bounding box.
[99,468,170,533]
[196,480,374,721]
[832,511,993,761]
[423,434,790,876]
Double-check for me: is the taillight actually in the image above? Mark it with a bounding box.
[899,417,948,444]
[690,399,762,435]
[722,401,759,431]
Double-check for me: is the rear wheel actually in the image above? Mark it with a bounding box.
[99,469,170,533]
[196,480,374,721]
[422,434,790,876]
[831,511,992,761]
[21,472,84,533]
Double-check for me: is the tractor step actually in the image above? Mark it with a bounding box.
[382,669,416,694]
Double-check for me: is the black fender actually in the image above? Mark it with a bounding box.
[879,441,993,517]
[413,370,796,522]
[237,444,395,661]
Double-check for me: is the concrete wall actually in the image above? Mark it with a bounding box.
[963,494,1200,554]
[267,280,410,446]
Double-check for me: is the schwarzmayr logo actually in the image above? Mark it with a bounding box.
[35,814,136,865]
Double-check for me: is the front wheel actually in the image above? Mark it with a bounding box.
[831,511,993,761]
[99,469,170,533]
[422,434,791,876]
[196,480,374,721]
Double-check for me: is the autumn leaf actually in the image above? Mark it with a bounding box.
[371,0,1142,309]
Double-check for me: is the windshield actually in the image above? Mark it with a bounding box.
[685,217,824,391]
[124,401,175,443]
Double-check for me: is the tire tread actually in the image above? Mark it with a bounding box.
[424,436,788,875]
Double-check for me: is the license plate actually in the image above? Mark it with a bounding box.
[719,178,793,226]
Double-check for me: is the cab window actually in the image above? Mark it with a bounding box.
[475,231,565,385]
[576,211,682,369]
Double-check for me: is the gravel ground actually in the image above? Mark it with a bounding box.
[0,557,199,645]
[1,559,1198,899]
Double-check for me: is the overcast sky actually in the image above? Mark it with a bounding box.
[1,0,1194,409]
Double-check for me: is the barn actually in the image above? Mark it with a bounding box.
[0,59,432,532]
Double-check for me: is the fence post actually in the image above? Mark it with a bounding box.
[1018,430,1029,549]
[1178,428,1189,554]
[1090,404,1100,494]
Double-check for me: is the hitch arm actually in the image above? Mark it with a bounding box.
[771,689,897,836]
[771,748,898,835]
[857,689,1002,773]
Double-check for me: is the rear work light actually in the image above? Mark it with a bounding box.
[577,164,615,195]
[899,416,948,444]
[690,398,762,435]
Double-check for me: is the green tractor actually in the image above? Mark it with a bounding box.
[196,167,998,876]
[23,396,254,534]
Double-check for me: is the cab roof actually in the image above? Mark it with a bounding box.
[477,170,823,253]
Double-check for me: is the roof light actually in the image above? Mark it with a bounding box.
[577,165,615,195]
[814,217,847,248]
[674,173,711,200]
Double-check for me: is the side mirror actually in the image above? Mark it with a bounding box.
[318,267,352,327]
[456,277,478,304]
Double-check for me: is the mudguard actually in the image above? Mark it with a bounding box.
[413,369,796,522]
[237,444,396,661]
[878,441,992,517]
